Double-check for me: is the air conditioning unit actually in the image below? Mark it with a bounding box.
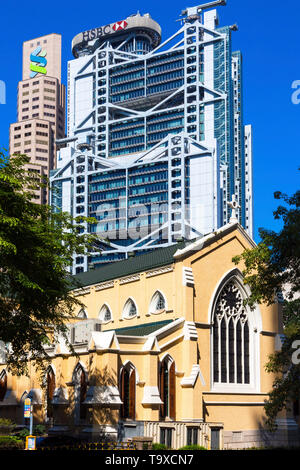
[70,319,102,345]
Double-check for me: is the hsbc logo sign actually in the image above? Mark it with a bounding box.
[82,20,128,42]
[113,20,128,31]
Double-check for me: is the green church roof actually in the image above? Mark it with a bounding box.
[105,319,175,337]
[70,241,187,289]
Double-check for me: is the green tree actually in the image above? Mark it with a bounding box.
[0,153,96,374]
[233,183,300,430]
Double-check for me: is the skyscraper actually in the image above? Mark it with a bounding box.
[10,33,65,204]
[51,1,253,273]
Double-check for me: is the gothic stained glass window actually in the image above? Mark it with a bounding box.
[213,281,250,385]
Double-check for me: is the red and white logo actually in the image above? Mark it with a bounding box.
[112,20,128,31]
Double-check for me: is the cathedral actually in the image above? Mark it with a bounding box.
[0,222,298,449]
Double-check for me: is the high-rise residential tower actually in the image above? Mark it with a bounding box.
[51,1,253,273]
[10,33,65,204]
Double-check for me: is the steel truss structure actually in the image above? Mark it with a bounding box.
[51,5,252,273]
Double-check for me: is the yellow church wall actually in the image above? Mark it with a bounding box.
[138,353,160,422]
[158,335,203,421]
[196,327,211,389]
[259,303,281,335]
[259,334,277,393]
[115,341,144,352]
[157,328,184,352]
[189,234,251,324]
[71,231,263,337]
[118,352,155,422]
[185,231,280,339]
[137,270,177,318]
[204,403,266,431]
[0,225,291,449]
[73,268,177,332]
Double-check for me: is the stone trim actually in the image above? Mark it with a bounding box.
[182,267,194,286]
[73,287,91,297]
[119,275,140,285]
[95,281,114,291]
[145,266,173,278]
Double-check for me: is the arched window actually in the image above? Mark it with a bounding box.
[79,368,87,420]
[99,304,112,323]
[120,363,136,420]
[149,291,166,314]
[0,370,7,401]
[159,356,176,420]
[46,367,55,419]
[122,299,137,319]
[212,279,251,386]
[77,308,87,319]
[73,364,87,422]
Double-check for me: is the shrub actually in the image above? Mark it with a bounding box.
[14,428,30,441]
[179,445,207,450]
[14,424,46,441]
[0,418,15,427]
[33,424,46,436]
[0,418,16,435]
[0,436,23,450]
[152,443,168,450]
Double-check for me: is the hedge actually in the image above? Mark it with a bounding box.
[0,436,24,450]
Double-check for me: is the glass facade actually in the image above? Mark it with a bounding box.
[51,8,253,273]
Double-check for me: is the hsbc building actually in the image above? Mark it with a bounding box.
[80,21,130,44]
[51,7,253,274]
[72,15,161,57]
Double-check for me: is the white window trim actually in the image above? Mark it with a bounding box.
[209,271,262,394]
[122,298,138,320]
[149,290,167,315]
[0,369,7,381]
[77,308,88,319]
[119,361,140,385]
[98,303,113,324]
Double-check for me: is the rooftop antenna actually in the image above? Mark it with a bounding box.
[180,0,226,18]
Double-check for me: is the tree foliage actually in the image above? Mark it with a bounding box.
[233,181,300,430]
[0,153,96,374]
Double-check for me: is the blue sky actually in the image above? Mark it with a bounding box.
[0,0,299,243]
